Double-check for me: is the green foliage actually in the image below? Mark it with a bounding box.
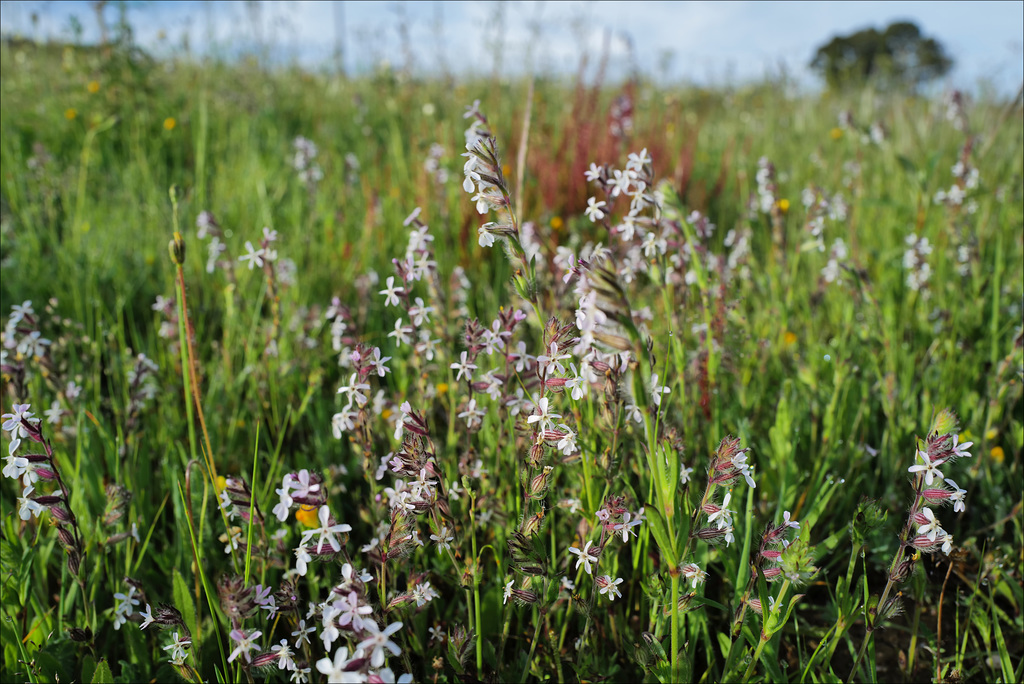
[0,31,1021,684]
[810,21,953,90]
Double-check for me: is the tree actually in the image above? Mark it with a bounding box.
[810,21,953,90]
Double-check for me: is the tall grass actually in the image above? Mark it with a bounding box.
[1,36,1021,684]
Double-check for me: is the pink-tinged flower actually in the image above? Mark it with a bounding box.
[782,510,799,529]
[228,628,262,663]
[950,434,973,459]
[908,450,944,485]
[336,591,373,630]
[357,621,404,668]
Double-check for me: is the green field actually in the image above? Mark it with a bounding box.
[1,37,1022,684]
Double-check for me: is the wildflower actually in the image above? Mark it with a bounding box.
[561,576,576,591]
[112,587,140,630]
[408,297,434,326]
[597,575,623,600]
[782,510,800,529]
[950,434,973,459]
[679,464,694,484]
[555,427,577,456]
[3,444,28,480]
[527,397,562,433]
[228,628,263,663]
[139,604,155,629]
[536,342,571,376]
[450,351,477,382]
[302,506,351,554]
[908,450,944,485]
[410,581,439,607]
[317,646,361,682]
[271,639,296,671]
[379,277,405,307]
[239,241,265,270]
[458,399,486,430]
[18,485,43,520]
[568,541,597,575]
[292,619,315,647]
[613,511,642,542]
[650,373,671,406]
[336,591,373,630]
[430,525,454,552]
[357,620,404,668]
[163,632,191,665]
[163,117,176,131]
[337,373,372,408]
[388,318,413,347]
[944,478,967,513]
[2,404,39,440]
[681,563,707,588]
[585,197,607,222]
[915,507,942,542]
[565,363,587,400]
[294,545,313,576]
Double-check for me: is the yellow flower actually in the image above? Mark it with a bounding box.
[65,108,77,120]
[381,408,393,421]
[830,127,843,140]
[784,331,797,345]
[163,117,177,131]
[215,475,227,493]
[985,428,998,441]
[87,80,100,94]
[436,382,449,395]
[502,164,511,177]
[990,446,1005,464]
[776,198,790,213]
[550,216,564,230]
[295,505,320,528]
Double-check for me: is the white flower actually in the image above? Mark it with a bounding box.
[430,525,454,552]
[944,478,967,513]
[2,404,39,440]
[388,318,413,347]
[681,563,707,588]
[568,541,597,575]
[379,277,405,307]
[294,545,312,576]
[458,399,486,430]
[782,510,799,529]
[356,620,404,668]
[527,397,562,433]
[139,604,155,629]
[18,485,43,521]
[917,507,941,541]
[908,450,944,486]
[337,373,372,408]
[585,197,607,222]
[584,163,602,182]
[950,434,973,459]
[598,575,623,600]
[301,506,351,554]
[239,241,266,270]
[650,373,671,406]
[450,351,477,382]
[503,579,515,605]
[316,645,362,683]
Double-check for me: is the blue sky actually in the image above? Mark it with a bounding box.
[2,1,1022,93]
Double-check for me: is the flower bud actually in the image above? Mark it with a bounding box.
[169,231,186,265]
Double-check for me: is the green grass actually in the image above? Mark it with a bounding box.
[1,37,1021,684]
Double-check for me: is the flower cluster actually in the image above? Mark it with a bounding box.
[902,233,933,293]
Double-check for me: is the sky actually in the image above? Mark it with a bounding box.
[1,1,1022,93]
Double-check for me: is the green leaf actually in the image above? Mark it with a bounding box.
[91,658,114,684]
[172,568,198,640]
[643,504,677,567]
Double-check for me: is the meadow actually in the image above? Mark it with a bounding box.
[0,35,1022,684]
